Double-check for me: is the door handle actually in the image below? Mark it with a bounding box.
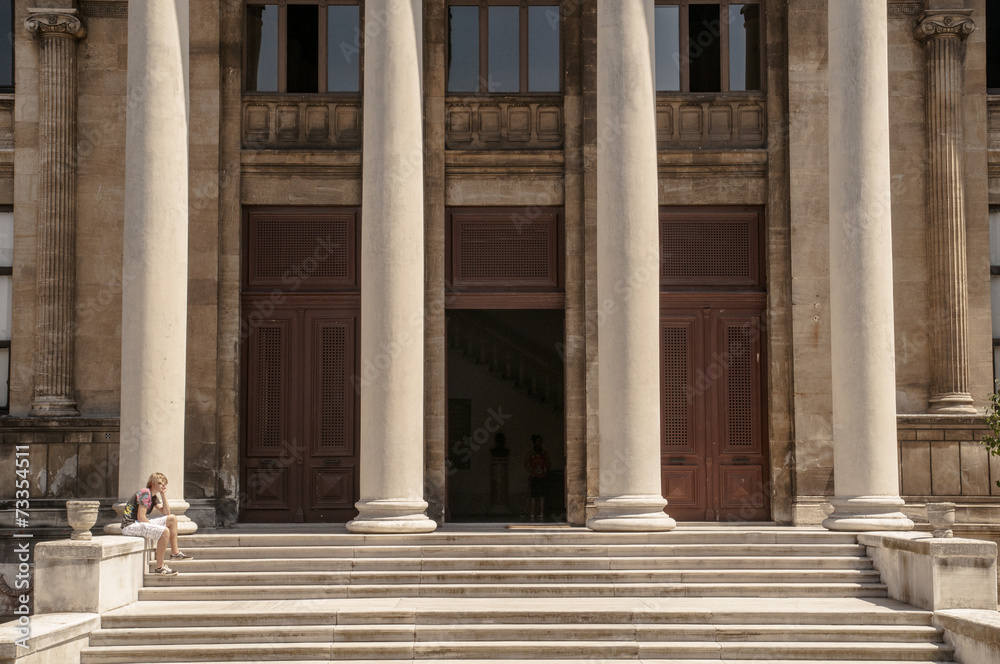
[733,457,751,465]
[324,458,342,466]
[260,459,278,468]
[667,456,686,465]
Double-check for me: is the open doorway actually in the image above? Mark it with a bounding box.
[446,310,565,523]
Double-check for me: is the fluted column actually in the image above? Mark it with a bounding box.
[587,0,675,532]
[916,10,977,414]
[347,0,435,533]
[106,0,195,534]
[823,0,913,532]
[26,10,85,417]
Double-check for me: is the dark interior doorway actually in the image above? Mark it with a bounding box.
[446,310,565,522]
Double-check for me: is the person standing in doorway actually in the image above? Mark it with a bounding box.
[524,435,551,521]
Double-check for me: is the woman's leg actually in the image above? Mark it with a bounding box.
[165,514,179,555]
[156,530,168,568]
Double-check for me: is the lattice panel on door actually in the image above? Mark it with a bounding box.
[725,324,754,448]
[254,326,284,449]
[320,324,347,450]
[662,324,690,450]
[450,213,561,290]
[660,212,759,287]
[247,211,356,290]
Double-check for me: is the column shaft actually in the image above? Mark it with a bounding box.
[918,11,976,414]
[348,0,435,533]
[824,0,912,531]
[109,0,195,533]
[27,11,85,417]
[587,0,675,532]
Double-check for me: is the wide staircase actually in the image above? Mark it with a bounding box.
[80,527,957,663]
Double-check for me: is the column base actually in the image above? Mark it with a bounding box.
[347,499,438,534]
[928,392,977,415]
[31,396,79,417]
[104,499,199,535]
[586,495,677,532]
[822,496,915,532]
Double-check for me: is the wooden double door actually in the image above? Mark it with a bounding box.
[660,295,769,521]
[241,302,360,522]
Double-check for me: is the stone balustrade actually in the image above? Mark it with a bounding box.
[656,93,766,149]
[445,96,564,151]
[242,95,362,150]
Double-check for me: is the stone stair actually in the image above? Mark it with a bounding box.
[79,527,959,663]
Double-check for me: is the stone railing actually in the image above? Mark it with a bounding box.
[445,96,563,150]
[241,95,362,150]
[656,92,766,149]
[897,415,996,499]
[0,95,12,150]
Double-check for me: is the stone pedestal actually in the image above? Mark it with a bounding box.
[915,10,977,415]
[587,0,674,532]
[347,0,435,534]
[489,458,511,515]
[110,0,196,534]
[34,537,145,614]
[823,0,913,532]
[25,9,85,417]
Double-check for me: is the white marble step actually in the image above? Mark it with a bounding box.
[79,640,955,663]
[87,623,944,647]
[85,661,961,664]
[162,555,874,572]
[141,568,883,587]
[137,581,888,601]
[173,543,868,559]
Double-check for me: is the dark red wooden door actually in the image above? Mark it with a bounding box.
[660,303,768,521]
[240,208,361,523]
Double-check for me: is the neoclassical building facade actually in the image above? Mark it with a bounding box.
[0,0,999,540]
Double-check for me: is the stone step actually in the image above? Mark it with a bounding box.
[172,543,868,559]
[88,623,945,647]
[176,530,862,548]
[80,661,962,664]
[137,581,888,601]
[141,569,884,587]
[78,640,955,663]
[161,555,874,572]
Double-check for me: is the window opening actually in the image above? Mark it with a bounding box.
[447,1,561,94]
[655,0,762,93]
[245,2,361,94]
[989,1,1000,92]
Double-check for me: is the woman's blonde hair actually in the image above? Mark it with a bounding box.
[146,472,168,488]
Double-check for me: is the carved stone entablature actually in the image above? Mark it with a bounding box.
[242,95,362,149]
[656,93,766,149]
[79,1,128,17]
[25,9,86,40]
[445,96,564,150]
[888,1,923,18]
[915,10,975,42]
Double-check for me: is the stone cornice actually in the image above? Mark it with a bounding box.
[915,10,975,42]
[25,8,86,40]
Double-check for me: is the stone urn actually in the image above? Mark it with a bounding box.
[926,502,956,538]
[66,500,100,540]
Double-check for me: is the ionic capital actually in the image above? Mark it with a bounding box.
[915,10,975,42]
[25,8,86,40]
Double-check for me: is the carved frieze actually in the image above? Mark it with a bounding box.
[888,1,923,18]
[657,94,766,149]
[915,10,975,42]
[242,96,362,149]
[25,9,86,39]
[445,97,564,150]
[79,2,128,17]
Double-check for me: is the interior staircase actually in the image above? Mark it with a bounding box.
[448,312,563,411]
[79,527,959,663]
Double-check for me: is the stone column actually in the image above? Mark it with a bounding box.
[26,10,85,417]
[107,0,195,534]
[823,0,913,532]
[347,0,435,533]
[587,0,675,532]
[916,9,976,414]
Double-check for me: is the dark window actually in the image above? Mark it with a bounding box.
[655,0,762,93]
[447,1,561,94]
[245,2,361,94]
[989,1,1000,91]
[0,0,12,89]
